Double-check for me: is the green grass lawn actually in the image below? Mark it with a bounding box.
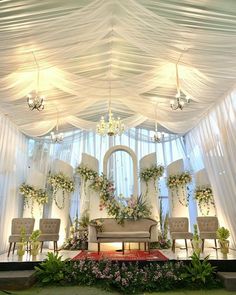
[2,286,236,295]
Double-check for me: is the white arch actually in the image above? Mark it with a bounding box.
[103,145,138,196]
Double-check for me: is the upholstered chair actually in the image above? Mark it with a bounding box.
[38,219,61,252]
[197,216,219,252]
[8,218,35,257]
[168,217,193,252]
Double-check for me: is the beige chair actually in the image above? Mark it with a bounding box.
[8,218,35,257]
[38,219,60,252]
[197,216,219,252]
[169,217,193,252]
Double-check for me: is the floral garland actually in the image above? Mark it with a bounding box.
[194,186,215,216]
[140,165,164,195]
[166,172,192,207]
[77,166,151,224]
[19,183,48,216]
[48,172,74,209]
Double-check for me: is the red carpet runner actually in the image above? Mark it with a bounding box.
[72,250,168,261]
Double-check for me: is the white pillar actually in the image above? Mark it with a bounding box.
[195,169,216,216]
[140,153,159,221]
[23,168,46,229]
[167,159,189,218]
[50,159,73,247]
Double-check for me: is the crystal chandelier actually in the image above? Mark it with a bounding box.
[51,116,63,143]
[170,63,190,110]
[96,80,125,137]
[152,122,164,143]
[27,52,45,111]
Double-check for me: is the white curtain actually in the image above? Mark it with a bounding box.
[29,129,186,220]
[0,114,29,254]
[185,90,236,248]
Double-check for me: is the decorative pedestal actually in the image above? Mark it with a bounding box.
[50,159,73,247]
[23,168,45,229]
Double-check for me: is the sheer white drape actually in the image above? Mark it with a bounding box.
[0,114,28,254]
[29,129,186,219]
[185,90,236,248]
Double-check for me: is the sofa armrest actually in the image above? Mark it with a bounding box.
[88,225,97,243]
[149,224,158,242]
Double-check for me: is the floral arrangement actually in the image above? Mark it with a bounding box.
[166,172,192,207]
[140,165,164,195]
[77,166,151,224]
[63,215,88,250]
[194,186,215,216]
[48,172,74,209]
[19,183,48,216]
[89,219,104,232]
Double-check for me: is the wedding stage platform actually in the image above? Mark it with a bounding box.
[1,247,236,272]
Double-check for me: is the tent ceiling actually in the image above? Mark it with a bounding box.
[1,0,236,137]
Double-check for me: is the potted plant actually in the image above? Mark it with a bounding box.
[80,231,88,250]
[192,224,202,255]
[30,229,41,257]
[217,227,230,254]
[17,227,26,259]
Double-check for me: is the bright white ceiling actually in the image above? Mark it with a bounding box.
[1,0,236,137]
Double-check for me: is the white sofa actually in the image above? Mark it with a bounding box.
[88,218,158,253]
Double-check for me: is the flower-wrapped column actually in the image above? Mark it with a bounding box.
[140,153,163,221]
[49,160,74,247]
[22,168,46,228]
[195,169,216,216]
[167,159,191,218]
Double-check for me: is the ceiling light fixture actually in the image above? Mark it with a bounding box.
[27,52,45,111]
[170,59,190,111]
[51,113,63,143]
[151,103,164,143]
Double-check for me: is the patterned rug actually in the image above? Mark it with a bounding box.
[72,250,168,261]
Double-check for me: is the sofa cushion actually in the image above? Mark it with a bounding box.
[170,232,193,239]
[200,232,217,239]
[97,231,150,238]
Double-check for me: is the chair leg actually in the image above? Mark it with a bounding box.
[202,239,205,252]
[172,239,175,252]
[144,242,147,251]
[148,242,150,253]
[98,243,100,254]
[12,242,16,254]
[8,243,12,257]
[122,242,125,254]
[190,239,193,249]
[138,242,140,250]
[55,241,58,252]
[185,239,188,251]
[214,239,217,250]
[40,242,44,253]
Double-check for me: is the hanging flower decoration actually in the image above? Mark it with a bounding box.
[19,183,48,216]
[140,165,164,195]
[76,165,151,224]
[166,172,192,207]
[194,186,215,216]
[48,172,74,209]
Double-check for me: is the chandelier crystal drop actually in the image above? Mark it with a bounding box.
[170,63,190,111]
[26,52,45,111]
[96,110,125,136]
[51,116,63,143]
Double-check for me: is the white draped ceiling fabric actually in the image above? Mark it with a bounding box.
[1,0,236,136]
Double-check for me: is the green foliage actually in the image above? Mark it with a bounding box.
[35,252,69,285]
[181,252,219,288]
[216,227,230,241]
[30,230,41,242]
[79,211,90,228]
[20,226,26,243]
[193,224,199,241]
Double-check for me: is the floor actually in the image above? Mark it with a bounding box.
[0,245,236,263]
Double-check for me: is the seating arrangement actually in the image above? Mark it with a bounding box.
[197,216,219,252]
[89,218,157,254]
[38,218,61,252]
[168,217,193,252]
[8,218,35,257]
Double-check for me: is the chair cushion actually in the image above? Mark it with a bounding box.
[200,232,217,239]
[97,231,150,238]
[171,232,193,239]
[9,234,31,243]
[38,234,59,242]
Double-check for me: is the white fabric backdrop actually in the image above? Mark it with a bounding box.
[0,114,28,254]
[186,90,236,248]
